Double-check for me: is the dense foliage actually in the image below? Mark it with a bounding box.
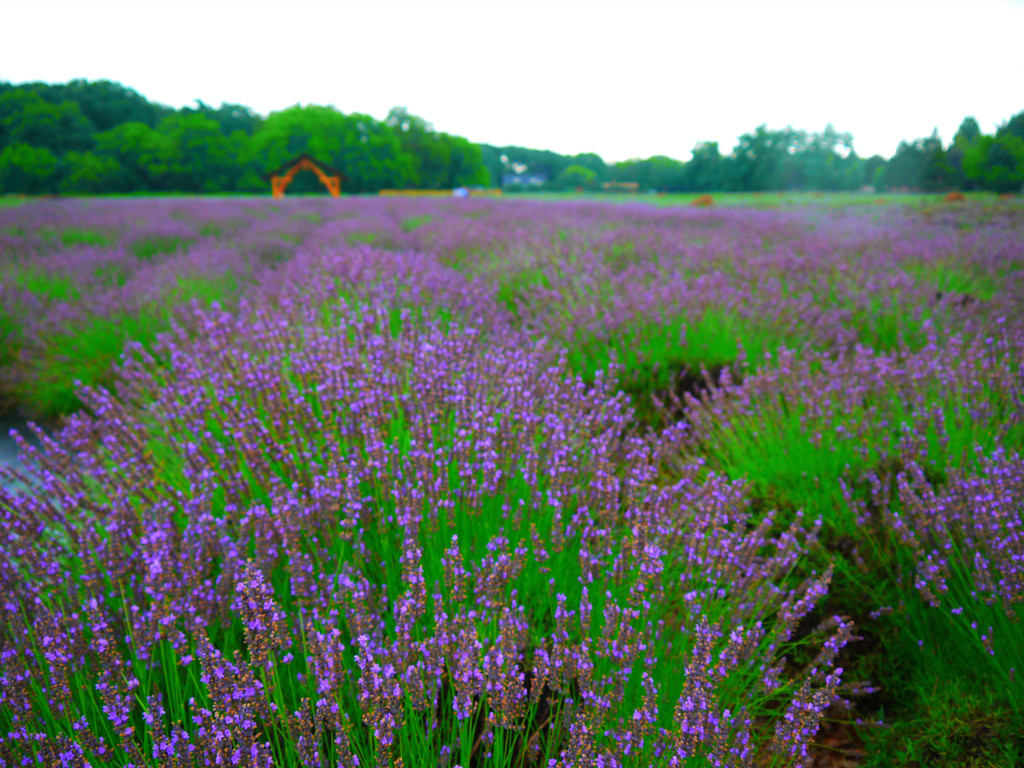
[0,196,1022,766]
[1,79,1021,195]
[0,81,489,195]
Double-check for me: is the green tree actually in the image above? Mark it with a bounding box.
[964,133,1024,193]
[59,151,124,194]
[947,118,981,190]
[8,99,95,155]
[801,125,861,191]
[386,107,489,188]
[610,158,643,185]
[862,155,887,188]
[184,100,262,136]
[0,89,42,147]
[919,130,955,192]
[1,90,95,155]
[94,121,168,191]
[608,156,685,191]
[650,156,687,191]
[387,107,444,187]
[58,79,173,131]
[987,134,1024,193]
[961,135,991,183]
[557,164,598,189]
[730,125,801,191]
[877,137,928,191]
[479,144,504,187]
[683,142,725,191]
[442,135,490,187]
[0,142,59,193]
[568,152,607,180]
[954,117,982,146]
[153,112,241,192]
[341,112,420,191]
[998,110,1024,142]
[252,105,416,193]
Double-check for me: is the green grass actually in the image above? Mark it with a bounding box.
[10,226,116,247]
[12,272,241,419]
[131,234,195,260]
[859,654,1023,767]
[57,227,115,247]
[768,268,985,355]
[903,261,1003,302]
[0,308,18,378]
[0,266,80,407]
[567,306,805,428]
[3,264,81,301]
[0,266,83,383]
[347,231,379,245]
[847,296,943,352]
[679,343,1023,536]
[92,262,131,287]
[400,214,433,232]
[823,521,1024,742]
[14,310,168,416]
[493,265,553,318]
[526,190,1022,210]
[197,219,245,238]
[848,458,1024,709]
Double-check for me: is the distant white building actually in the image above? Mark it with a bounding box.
[502,173,548,188]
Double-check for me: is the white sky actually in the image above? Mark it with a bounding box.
[3,0,1023,162]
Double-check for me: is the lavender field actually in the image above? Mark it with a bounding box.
[0,195,1022,767]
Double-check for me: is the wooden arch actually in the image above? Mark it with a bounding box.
[262,154,346,198]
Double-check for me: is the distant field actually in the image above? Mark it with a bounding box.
[0,195,1021,767]
[529,188,1019,208]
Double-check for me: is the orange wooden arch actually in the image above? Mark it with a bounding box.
[262,154,345,198]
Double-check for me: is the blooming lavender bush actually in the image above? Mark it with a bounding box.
[1,290,854,765]
[1,195,1023,766]
[4,196,1022,420]
[0,198,390,418]
[845,448,1024,703]
[672,329,1024,527]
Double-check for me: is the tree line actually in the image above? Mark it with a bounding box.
[1,79,1021,195]
[488,118,1024,195]
[0,82,489,195]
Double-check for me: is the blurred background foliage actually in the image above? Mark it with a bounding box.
[0,78,1022,195]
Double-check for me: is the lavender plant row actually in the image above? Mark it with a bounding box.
[0,196,1022,766]
[3,197,1023,418]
